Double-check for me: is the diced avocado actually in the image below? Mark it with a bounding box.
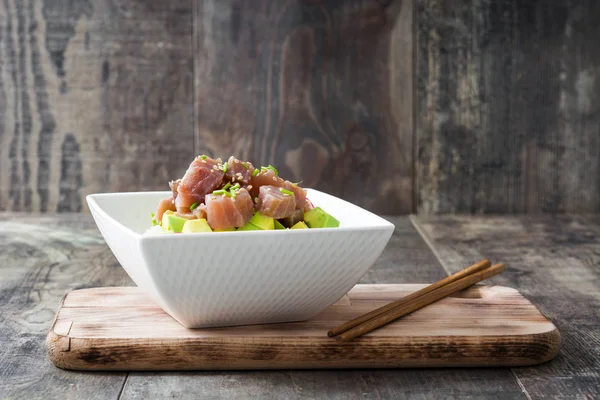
[182,218,213,233]
[303,207,340,229]
[214,227,236,232]
[291,221,308,229]
[274,220,286,230]
[161,212,187,233]
[238,222,261,231]
[249,212,275,230]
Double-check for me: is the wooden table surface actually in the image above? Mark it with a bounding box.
[1,213,598,399]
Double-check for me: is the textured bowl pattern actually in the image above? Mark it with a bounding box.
[87,189,394,328]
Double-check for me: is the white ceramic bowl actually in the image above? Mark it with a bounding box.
[87,189,394,328]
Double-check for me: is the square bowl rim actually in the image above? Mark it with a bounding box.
[86,189,395,240]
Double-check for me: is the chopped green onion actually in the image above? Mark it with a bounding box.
[252,169,260,177]
[241,162,249,169]
[212,189,232,197]
[230,183,240,199]
[260,165,279,176]
[280,188,294,196]
[150,212,158,226]
[222,182,231,191]
[222,162,228,173]
[190,202,198,211]
[200,155,207,160]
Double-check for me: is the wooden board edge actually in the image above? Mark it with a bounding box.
[50,331,562,371]
[534,324,561,364]
[46,292,73,369]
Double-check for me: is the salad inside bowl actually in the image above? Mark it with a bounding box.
[147,155,341,235]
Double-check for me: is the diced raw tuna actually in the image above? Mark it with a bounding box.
[278,208,304,228]
[156,196,176,222]
[169,179,180,199]
[303,198,314,213]
[257,185,296,219]
[191,203,207,220]
[224,156,254,186]
[173,212,196,220]
[249,169,285,198]
[205,188,254,230]
[176,156,224,213]
[283,181,306,209]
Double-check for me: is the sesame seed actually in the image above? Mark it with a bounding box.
[201,160,207,163]
[272,176,277,181]
[248,185,253,189]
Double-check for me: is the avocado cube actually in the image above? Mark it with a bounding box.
[182,218,213,233]
[290,221,308,229]
[303,207,340,229]
[214,227,236,232]
[274,220,286,230]
[249,212,275,230]
[238,222,261,231]
[161,212,187,233]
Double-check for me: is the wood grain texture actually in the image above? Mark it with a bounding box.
[47,285,559,371]
[194,0,414,214]
[417,0,600,214]
[0,0,194,213]
[412,215,600,399]
[0,213,132,399]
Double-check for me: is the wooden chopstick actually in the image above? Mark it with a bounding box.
[327,259,492,338]
[335,263,506,342]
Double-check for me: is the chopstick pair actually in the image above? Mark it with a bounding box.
[328,259,505,342]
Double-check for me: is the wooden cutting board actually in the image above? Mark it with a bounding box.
[46,285,560,371]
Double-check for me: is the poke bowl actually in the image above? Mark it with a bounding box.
[86,157,394,328]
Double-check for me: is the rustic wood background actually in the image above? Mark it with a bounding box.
[1,0,599,214]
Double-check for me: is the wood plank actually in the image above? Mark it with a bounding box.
[118,216,528,399]
[48,285,559,370]
[416,0,600,213]
[194,0,413,214]
[412,215,600,399]
[0,213,133,399]
[0,0,194,212]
